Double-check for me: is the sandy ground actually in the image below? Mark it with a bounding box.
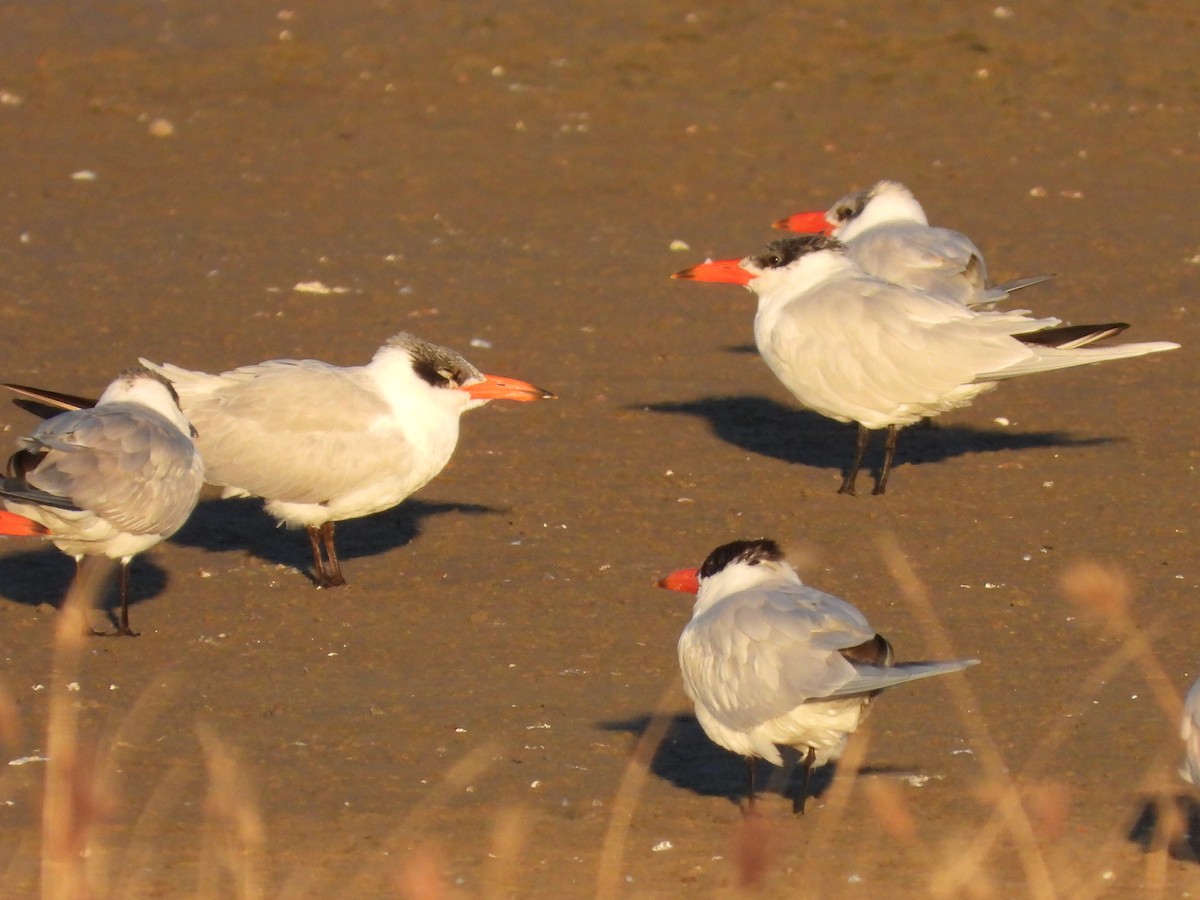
[0,1,1196,896]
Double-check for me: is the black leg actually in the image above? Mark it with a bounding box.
[320,521,346,587]
[838,424,871,496]
[794,747,816,815]
[307,525,333,588]
[744,757,758,815]
[873,424,900,495]
[114,560,139,637]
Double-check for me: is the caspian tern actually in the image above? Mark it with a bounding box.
[1,332,556,589]
[0,366,204,635]
[1181,676,1200,786]
[140,332,555,588]
[774,180,1052,308]
[658,538,977,812]
[673,235,1179,495]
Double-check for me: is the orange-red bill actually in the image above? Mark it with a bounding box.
[671,258,754,285]
[657,566,700,594]
[772,211,834,234]
[463,374,556,402]
[0,510,48,537]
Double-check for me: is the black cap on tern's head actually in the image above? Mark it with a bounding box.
[748,234,845,272]
[384,332,485,391]
[698,538,786,581]
[382,331,556,403]
[827,186,872,227]
[114,364,183,408]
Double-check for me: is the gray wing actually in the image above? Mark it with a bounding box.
[849,224,989,305]
[679,582,878,732]
[167,363,414,504]
[22,404,202,536]
[832,659,979,696]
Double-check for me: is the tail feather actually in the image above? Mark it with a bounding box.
[978,340,1179,381]
[0,481,81,512]
[994,274,1056,295]
[833,658,979,696]
[3,383,94,415]
[0,509,49,536]
[1016,322,1130,350]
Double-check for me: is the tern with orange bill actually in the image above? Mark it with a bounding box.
[659,539,978,812]
[0,366,204,635]
[7,332,555,588]
[674,235,1178,495]
[774,180,1052,308]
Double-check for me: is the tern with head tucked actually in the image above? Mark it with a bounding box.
[659,538,977,812]
[774,180,1052,308]
[0,366,204,635]
[674,235,1179,495]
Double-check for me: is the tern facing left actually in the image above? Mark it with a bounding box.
[773,179,1052,308]
[0,366,204,635]
[674,235,1179,495]
[659,539,978,812]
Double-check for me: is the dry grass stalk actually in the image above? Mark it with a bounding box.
[594,679,682,900]
[863,777,920,845]
[1055,561,1198,898]
[1059,562,1180,727]
[395,843,450,900]
[482,805,530,900]
[341,741,500,896]
[729,809,775,892]
[41,554,117,900]
[196,723,266,900]
[879,534,1058,899]
[0,681,23,754]
[791,726,870,898]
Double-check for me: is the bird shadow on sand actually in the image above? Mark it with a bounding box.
[168,496,499,583]
[640,395,1117,479]
[0,548,168,629]
[604,720,940,811]
[600,712,913,810]
[1128,792,1200,863]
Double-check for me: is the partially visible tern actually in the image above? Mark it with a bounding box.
[7,332,555,588]
[673,235,1179,495]
[1180,675,1200,786]
[0,510,47,536]
[0,366,203,635]
[774,179,1052,308]
[659,538,977,812]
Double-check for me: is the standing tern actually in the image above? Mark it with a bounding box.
[137,332,554,587]
[7,334,555,587]
[774,180,1052,308]
[673,235,1179,495]
[0,366,203,635]
[658,538,977,812]
[126,332,548,588]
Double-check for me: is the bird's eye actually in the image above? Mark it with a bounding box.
[436,368,456,383]
[766,254,783,267]
[835,205,853,220]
